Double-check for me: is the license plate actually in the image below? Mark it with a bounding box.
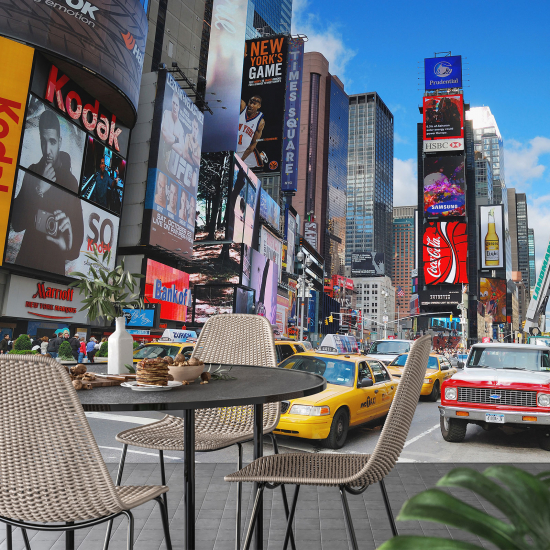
[486,413,505,424]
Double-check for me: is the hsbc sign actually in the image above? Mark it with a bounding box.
[423,138,464,152]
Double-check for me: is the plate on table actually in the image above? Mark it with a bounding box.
[121,381,183,391]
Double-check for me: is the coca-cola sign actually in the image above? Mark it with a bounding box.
[423,221,468,285]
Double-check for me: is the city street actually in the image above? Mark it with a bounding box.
[86,397,550,466]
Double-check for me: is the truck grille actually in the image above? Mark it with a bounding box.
[281,401,290,414]
[457,387,537,408]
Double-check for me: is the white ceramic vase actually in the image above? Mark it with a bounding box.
[108,316,134,375]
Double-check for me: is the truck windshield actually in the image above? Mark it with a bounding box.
[369,341,410,355]
[467,347,550,372]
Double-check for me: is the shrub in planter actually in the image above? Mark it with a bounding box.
[8,350,38,355]
[58,341,75,361]
[96,341,108,358]
[13,334,32,352]
[133,341,139,350]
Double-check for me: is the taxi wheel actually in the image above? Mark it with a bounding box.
[536,428,550,451]
[440,415,467,442]
[323,409,349,449]
[427,381,440,402]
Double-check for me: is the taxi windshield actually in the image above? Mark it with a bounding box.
[370,341,410,355]
[467,347,550,372]
[133,345,180,360]
[390,354,439,369]
[279,356,355,387]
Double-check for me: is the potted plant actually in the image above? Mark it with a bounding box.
[70,249,144,374]
[8,334,37,355]
[58,340,75,361]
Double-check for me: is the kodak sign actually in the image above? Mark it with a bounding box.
[0,38,34,267]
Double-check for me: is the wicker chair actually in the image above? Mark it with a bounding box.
[225,334,432,550]
[0,354,172,550]
[107,314,294,550]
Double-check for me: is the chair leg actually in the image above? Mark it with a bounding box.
[242,483,265,550]
[283,485,300,550]
[339,486,358,550]
[235,443,243,550]
[155,496,173,550]
[22,528,31,550]
[103,444,129,550]
[122,510,134,550]
[159,449,169,513]
[379,478,398,537]
[6,525,12,550]
[65,522,75,550]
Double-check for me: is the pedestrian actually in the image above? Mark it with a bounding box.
[40,336,49,355]
[47,333,62,358]
[86,337,97,363]
[69,333,80,361]
[78,338,86,363]
[0,334,9,354]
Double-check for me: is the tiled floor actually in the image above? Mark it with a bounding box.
[1,462,545,550]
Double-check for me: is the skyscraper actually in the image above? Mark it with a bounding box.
[392,206,415,320]
[528,228,536,294]
[246,0,292,38]
[346,93,394,277]
[516,193,530,289]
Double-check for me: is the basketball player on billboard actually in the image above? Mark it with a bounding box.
[237,96,267,169]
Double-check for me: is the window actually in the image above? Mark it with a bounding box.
[368,361,391,383]
[276,344,295,363]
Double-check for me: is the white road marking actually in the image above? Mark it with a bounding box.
[85,412,160,425]
[403,424,440,448]
[98,445,183,461]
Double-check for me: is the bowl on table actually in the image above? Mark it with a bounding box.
[167,356,205,383]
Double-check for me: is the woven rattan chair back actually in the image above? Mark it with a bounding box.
[191,314,280,433]
[0,354,125,523]
[353,335,431,485]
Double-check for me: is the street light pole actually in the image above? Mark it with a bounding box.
[296,251,312,343]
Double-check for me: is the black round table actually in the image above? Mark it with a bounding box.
[79,365,326,550]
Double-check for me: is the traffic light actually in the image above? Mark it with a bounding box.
[325,318,328,325]
[329,315,333,323]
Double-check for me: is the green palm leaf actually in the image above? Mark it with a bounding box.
[379,536,483,550]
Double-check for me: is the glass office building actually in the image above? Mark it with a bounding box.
[474,157,493,203]
[324,76,349,277]
[246,0,292,38]
[528,227,536,294]
[516,193,530,290]
[346,93,394,276]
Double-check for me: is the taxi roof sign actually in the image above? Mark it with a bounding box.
[320,334,359,354]
[161,329,197,342]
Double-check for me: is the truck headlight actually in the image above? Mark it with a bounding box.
[538,393,550,407]
[445,387,457,400]
[290,405,330,416]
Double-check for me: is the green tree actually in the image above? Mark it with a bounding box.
[58,341,74,361]
[13,334,32,351]
[96,341,109,358]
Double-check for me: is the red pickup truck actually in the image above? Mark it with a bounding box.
[439,343,550,450]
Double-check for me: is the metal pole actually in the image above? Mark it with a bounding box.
[184,409,195,550]
[299,278,305,342]
[253,404,264,550]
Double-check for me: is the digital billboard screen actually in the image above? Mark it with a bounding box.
[259,187,281,230]
[350,252,385,277]
[249,248,277,325]
[188,243,244,286]
[238,36,288,173]
[479,278,506,323]
[6,169,119,277]
[480,205,504,269]
[423,155,465,217]
[144,259,190,322]
[424,55,462,91]
[194,285,235,324]
[423,94,464,151]
[260,226,282,282]
[423,221,468,285]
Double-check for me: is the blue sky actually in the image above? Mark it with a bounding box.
[292,0,550,273]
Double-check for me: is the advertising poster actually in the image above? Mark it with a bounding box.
[144,71,204,255]
[285,209,296,274]
[122,308,155,327]
[423,94,464,152]
[238,36,288,172]
[419,288,462,305]
[424,55,462,91]
[201,0,248,152]
[259,187,281,230]
[20,96,86,195]
[6,170,119,277]
[187,243,244,286]
[281,37,304,193]
[250,249,277,324]
[260,226,283,282]
[276,294,289,336]
[235,287,254,314]
[0,38,35,267]
[423,155,465,216]
[194,285,235,323]
[479,278,506,323]
[480,205,504,269]
[423,221,468,285]
[81,137,126,215]
[0,0,148,116]
[350,252,385,277]
[144,259,191,322]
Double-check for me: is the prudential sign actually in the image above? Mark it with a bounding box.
[424,56,462,91]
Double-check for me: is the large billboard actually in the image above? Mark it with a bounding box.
[260,226,283,282]
[144,259,191,322]
[419,288,462,306]
[0,0,148,119]
[285,209,296,274]
[143,71,204,256]
[238,36,288,173]
[424,56,462,91]
[479,278,506,323]
[259,187,281,231]
[249,248,277,325]
[479,205,504,269]
[201,0,248,152]
[0,38,35,267]
[188,242,244,286]
[423,155,465,217]
[6,170,119,277]
[423,94,464,152]
[350,252,385,277]
[281,37,304,193]
[423,221,468,285]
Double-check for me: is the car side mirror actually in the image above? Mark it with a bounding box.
[359,378,374,388]
[441,365,449,371]
[457,361,464,368]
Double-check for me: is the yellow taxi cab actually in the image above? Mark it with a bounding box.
[274,339,312,364]
[132,341,196,364]
[275,350,397,448]
[387,353,456,401]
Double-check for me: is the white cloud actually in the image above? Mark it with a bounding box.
[504,137,550,190]
[291,0,355,82]
[525,195,550,275]
[393,158,418,207]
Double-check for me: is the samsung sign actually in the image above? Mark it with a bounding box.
[424,56,462,91]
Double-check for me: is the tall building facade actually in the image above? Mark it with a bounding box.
[528,228,536,294]
[516,193,530,290]
[246,0,292,38]
[392,206,415,321]
[474,157,493,203]
[346,93,394,278]
[353,276,395,339]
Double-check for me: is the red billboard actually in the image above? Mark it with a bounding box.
[423,221,468,285]
[144,259,191,322]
